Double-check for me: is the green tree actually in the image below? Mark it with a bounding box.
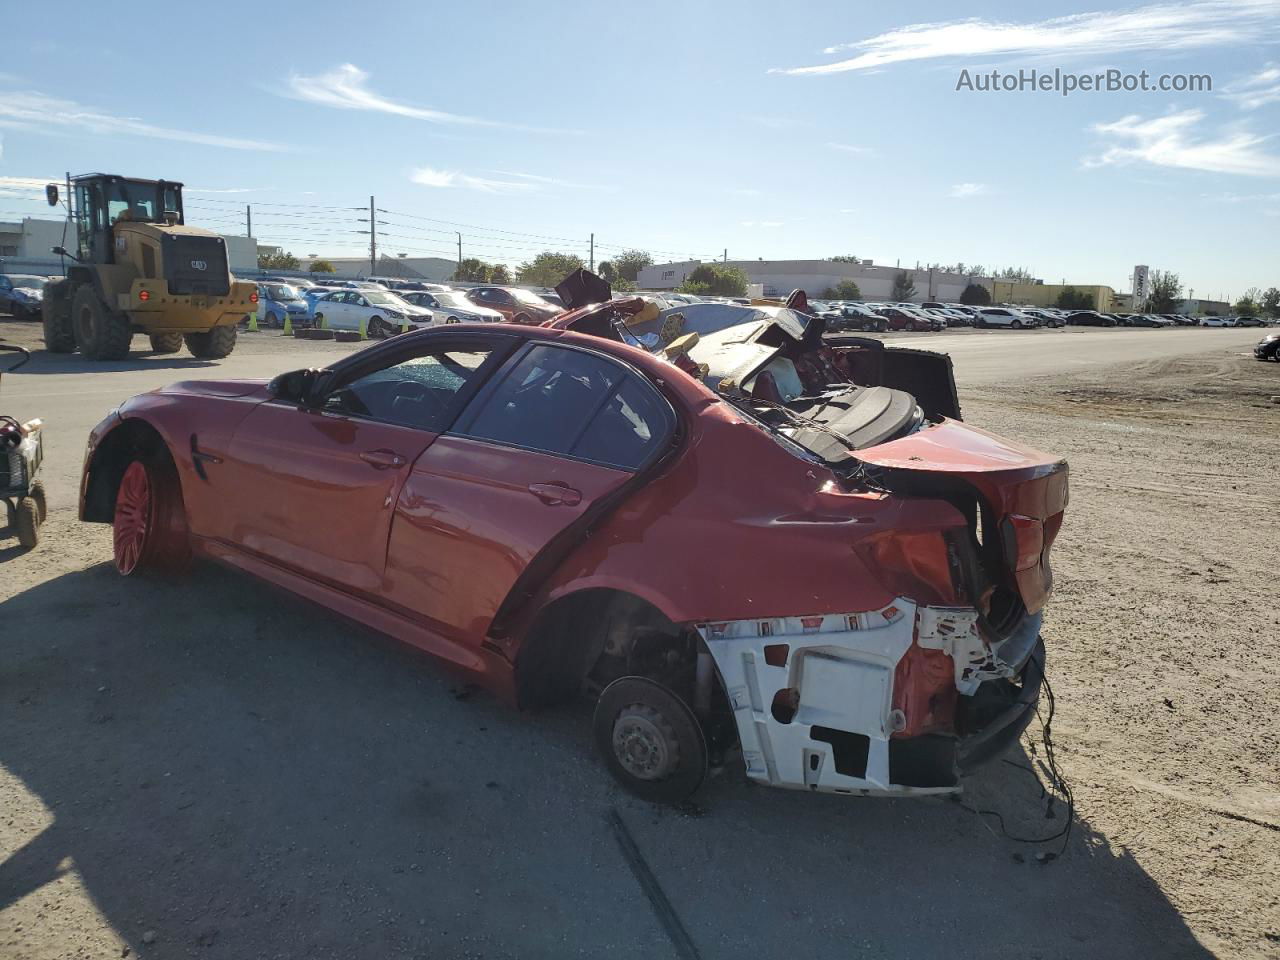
[1056,287,1093,311]
[1234,287,1262,317]
[258,249,299,270]
[452,258,493,282]
[890,270,917,301]
[820,280,862,300]
[308,259,336,274]
[1146,270,1182,313]
[995,266,1035,281]
[827,255,861,263]
[516,252,585,287]
[612,250,653,283]
[612,277,637,293]
[489,264,511,284]
[597,260,617,283]
[1262,287,1280,317]
[960,282,991,305]
[679,264,748,297]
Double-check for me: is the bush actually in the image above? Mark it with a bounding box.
[959,282,991,305]
[820,280,862,300]
[679,264,748,297]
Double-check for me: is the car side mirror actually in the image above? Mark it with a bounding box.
[46,184,59,207]
[269,368,326,406]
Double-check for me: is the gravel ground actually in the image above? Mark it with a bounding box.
[1,319,1277,958]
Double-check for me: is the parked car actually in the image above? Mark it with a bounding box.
[301,286,344,316]
[875,306,943,331]
[976,307,1035,329]
[1233,315,1266,327]
[1021,309,1063,328]
[1126,314,1170,328]
[1065,311,1117,327]
[465,286,562,324]
[823,303,887,332]
[401,290,504,323]
[1200,316,1235,327]
[80,294,1066,803]
[312,288,434,337]
[257,283,312,329]
[1253,331,1280,360]
[0,274,53,320]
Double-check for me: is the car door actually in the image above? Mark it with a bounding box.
[383,341,677,648]
[218,334,511,592]
[0,276,12,310]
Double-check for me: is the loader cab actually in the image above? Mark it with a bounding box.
[72,174,184,264]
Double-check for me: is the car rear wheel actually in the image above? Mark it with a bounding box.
[369,316,393,338]
[594,676,708,804]
[112,458,190,576]
[1011,319,1023,329]
[514,312,531,325]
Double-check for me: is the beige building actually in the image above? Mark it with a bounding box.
[990,281,1117,312]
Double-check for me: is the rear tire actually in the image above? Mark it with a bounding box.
[42,294,77,353]
[72,285,132,360]
[29,480,47,522]
[183,325,236,360]
[514,312,531,325]
[15,497,40,549]
[1011,319,1023,329]
[149,332,183,354]
[368,316,391,338]
[594,676,708,804]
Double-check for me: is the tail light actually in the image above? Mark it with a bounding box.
[249,291,259,303]
[138,289,151,302]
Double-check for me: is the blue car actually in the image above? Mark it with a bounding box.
[256,283,311,328]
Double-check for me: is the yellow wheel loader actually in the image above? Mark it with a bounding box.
[41,174,258,361]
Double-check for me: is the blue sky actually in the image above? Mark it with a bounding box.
[1,0,1278,299]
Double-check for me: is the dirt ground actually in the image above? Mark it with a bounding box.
[1,321,1278,958]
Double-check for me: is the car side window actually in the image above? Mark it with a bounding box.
[324,349,493,432]
[460,344,672,469]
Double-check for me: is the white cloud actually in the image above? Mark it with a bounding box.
[0,89,283,151]
[1223,64,1280,109]
[284,64,571,133]
[0,174,60,200]
[488,170,610,191]
[828,142,873,154]
[776,0,1280,75]
[410,167,537,194]
[949,182,988,197]
[740,219,785,228]
[1085,109,1280,176]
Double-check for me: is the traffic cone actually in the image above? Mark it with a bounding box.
[247,312,258,332]
[358,316,368,339]
[318,313,328,331]
[282,313,292,335]
[400,318,411,334]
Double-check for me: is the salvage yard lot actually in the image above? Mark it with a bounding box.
[1,320,1277,959]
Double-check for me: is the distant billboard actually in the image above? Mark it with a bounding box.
[1132,265,1150,305]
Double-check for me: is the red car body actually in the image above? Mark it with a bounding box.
[80,296,1066,802]
[463,286,561,325]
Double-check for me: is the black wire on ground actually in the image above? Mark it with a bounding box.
[958,664,1075,858]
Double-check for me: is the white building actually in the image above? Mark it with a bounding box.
[0,216,258,276]
[302,255,457,282]
[636,258,992,303]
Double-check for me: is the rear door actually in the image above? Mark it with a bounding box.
[383,341,677,647]
[219,335,510,592]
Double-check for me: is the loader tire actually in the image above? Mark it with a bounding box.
[149,332,184,354]
[183,326,237,360]
[72,285,132,360]
[42,296,77,353]
[15,497,40,549]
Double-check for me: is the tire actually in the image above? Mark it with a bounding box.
[446,315,459,324]
[183,325,236,360]
[1011,319,1023,329]
[266,311,280,329]
[514,313,531,325]
[977,318,987,328]
[149,332,183,354]
[905,320,916,331]
[72,285,132,360]
[1107,319,1117,327]
[368,316,391,338]
[15,497,40,549]
[111,458,190,576]
[593,676,708,804]
[877,319,888,332]
[41,294,77,353]
[29,480,47,522]
[313,313,325,329]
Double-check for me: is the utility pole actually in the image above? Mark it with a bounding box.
[589,233,594,271]
[723,248,727,264]
[245,204,252,238]
[457,232,462,267]
[369,196,377,275]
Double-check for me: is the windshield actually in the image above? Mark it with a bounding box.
[12,276,48,290]
[511,288,552,306]
[265,285,300,300]
[104,179,163,224]
[365,291,406,306]
[435,292,471,308]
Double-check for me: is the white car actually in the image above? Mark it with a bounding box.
[311,289,434,337]
[1200,316,1235,327]
[399,290,504,323]
[976,307,1037,329]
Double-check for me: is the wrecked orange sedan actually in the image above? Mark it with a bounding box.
[79,273,1066,803]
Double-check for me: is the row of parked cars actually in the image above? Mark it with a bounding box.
[0,274,56,320]
[249,277,567,336]
[811,300,1071,332]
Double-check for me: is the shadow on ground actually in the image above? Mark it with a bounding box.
[0,562,1213,959]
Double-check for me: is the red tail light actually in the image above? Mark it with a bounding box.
[1002,515,1044,571]
[249,291,259,303]
[138,289,151,302]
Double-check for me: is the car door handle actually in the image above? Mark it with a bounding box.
[528,482,582,506]
[360,449,406,469]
